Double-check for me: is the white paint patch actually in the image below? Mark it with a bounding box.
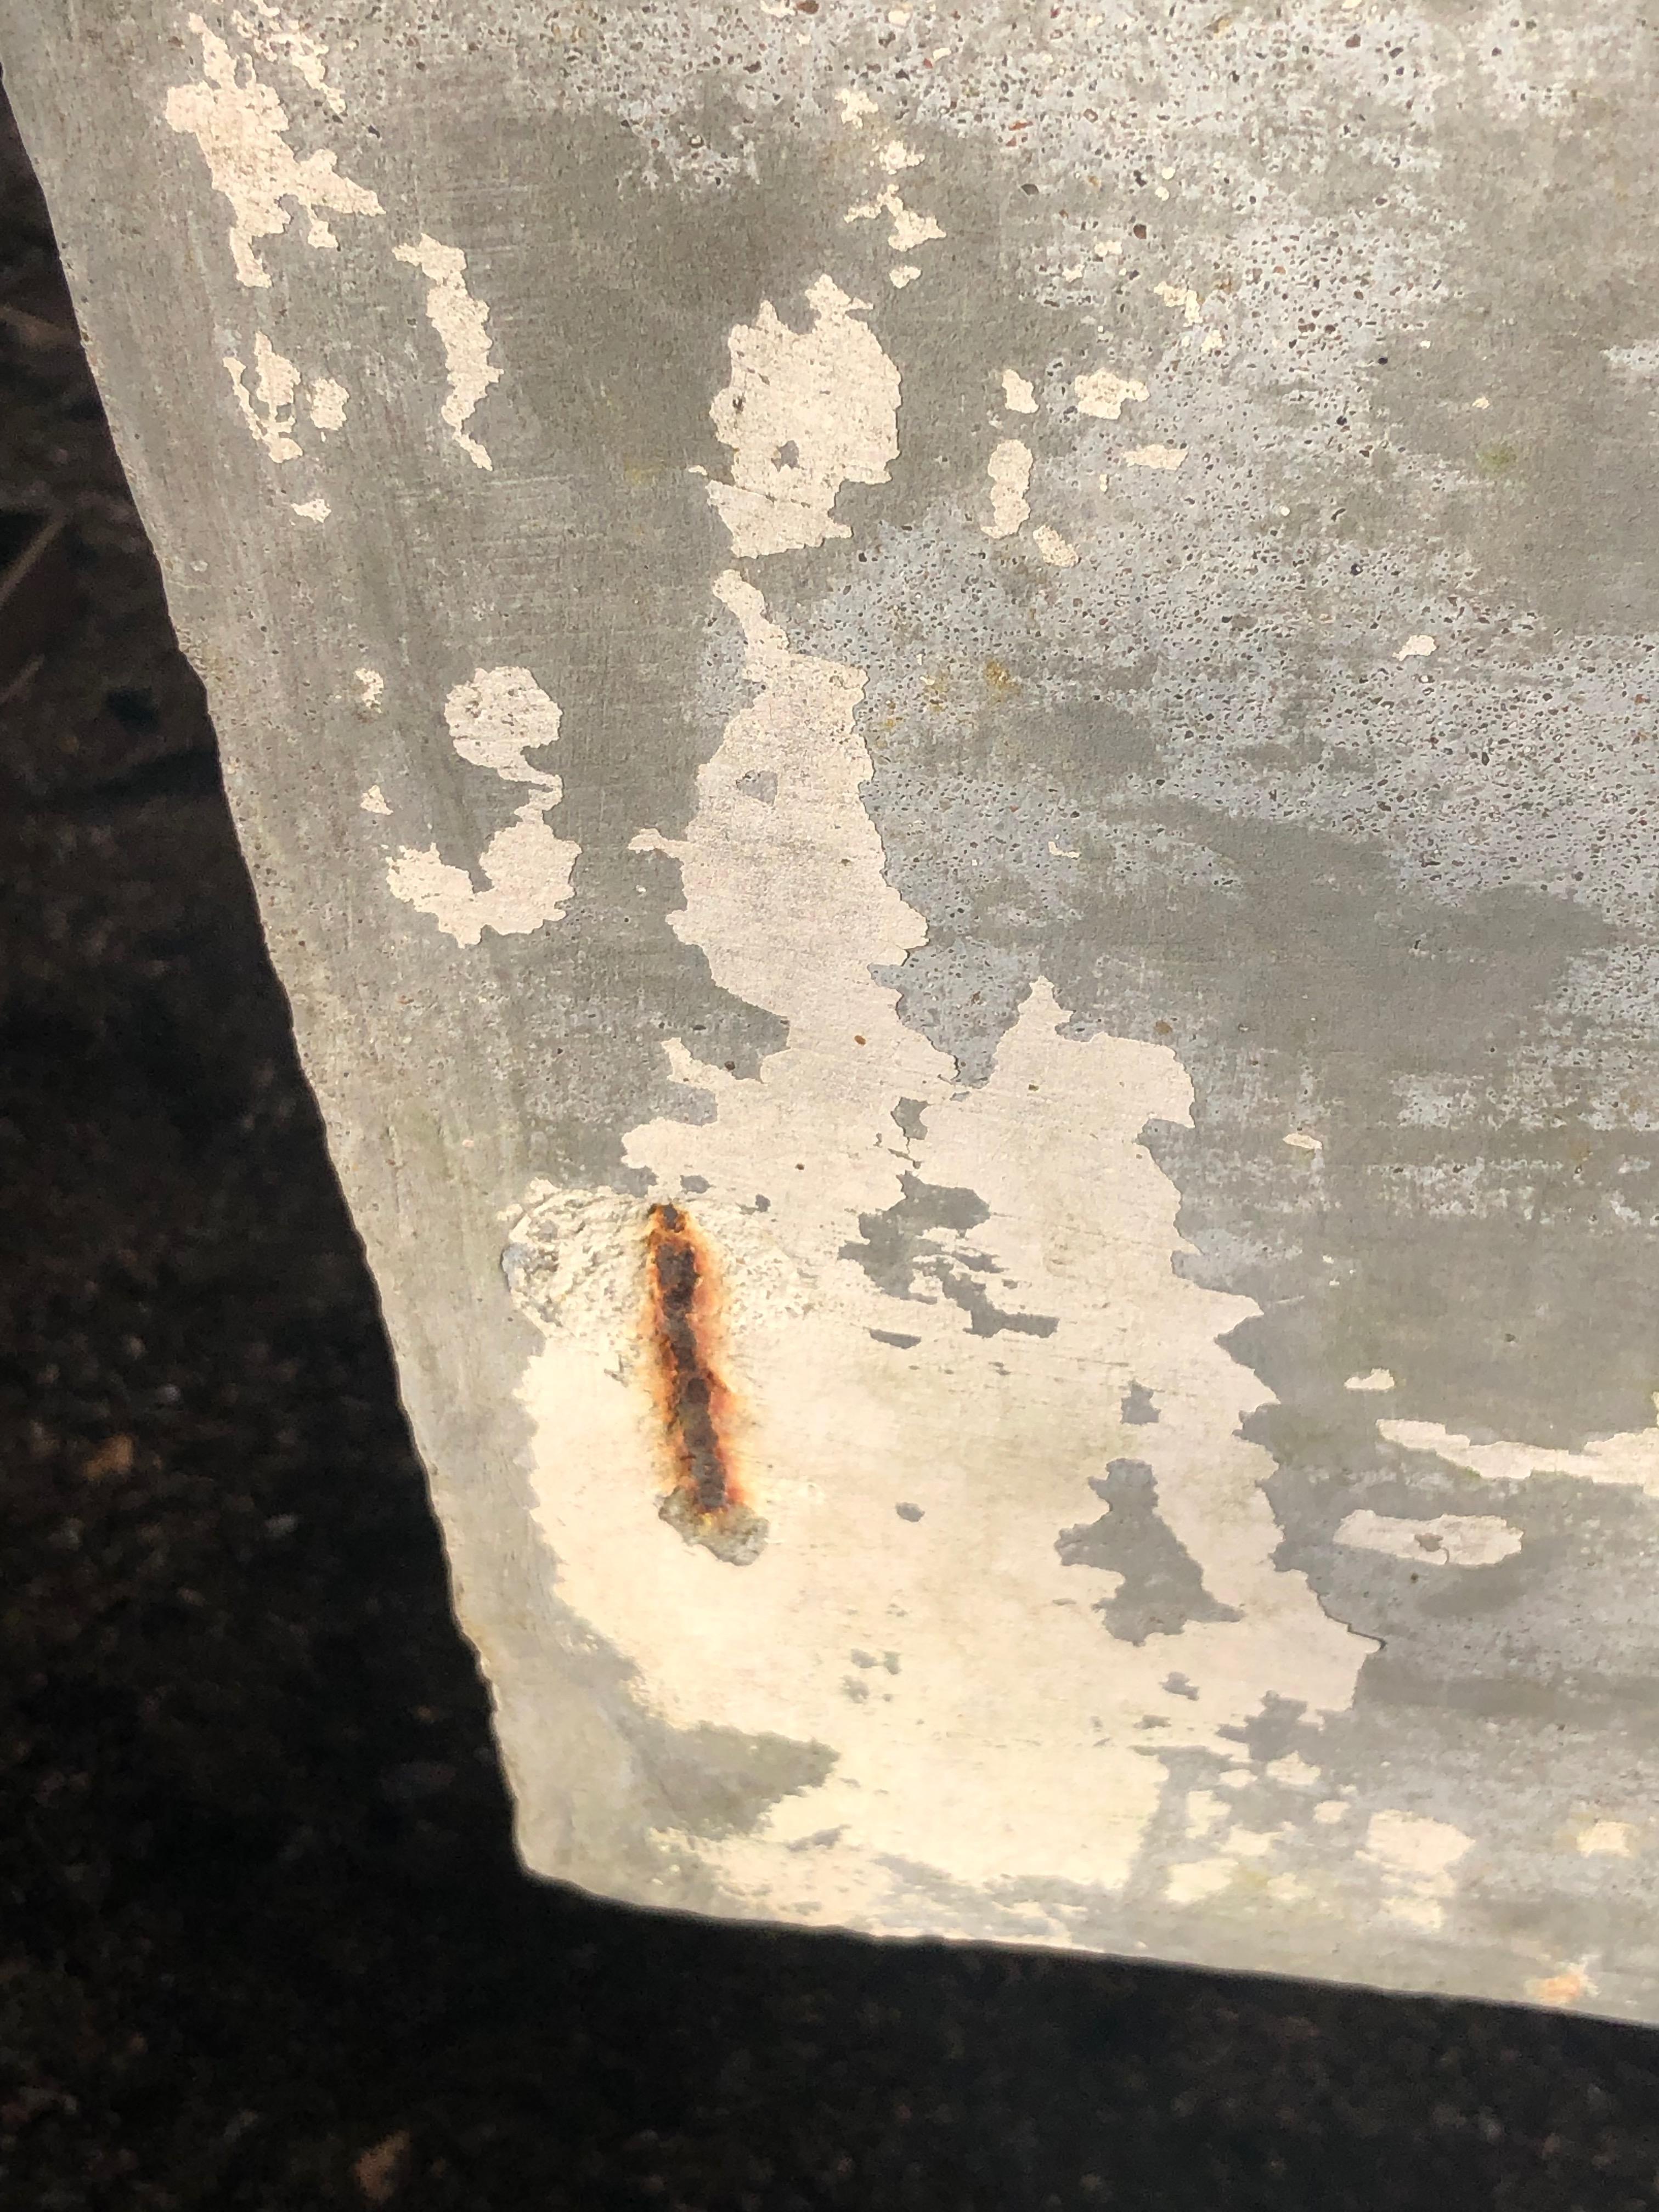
[354,667,385,714]
[706,276,900,557]
[1165,1821,1284,1905]
[1001,368,1038,414]
[982,439,1032,539]
[223,332,302,461]
[1031,524,1079,568]
[1120,444,1189,471]
[1283,1130,1322,1152]
[1380,1400,1659,1499]
[1396,634,1437,659]
[888,265,922,289]
[290,497,330,522]
[1267,1753,1321,1788]
[1364,1810,1472,1932]
[878,139,925,173]
[837,88,878,127]
[1186,1790,1230,1839]
[442,666,564,785]
[1334,1509,1523,1569]
[165,17,382,288]
[393,236,501,470]
[844,189,946,253]
[1604,340,1659,380]
[1577,1820,1636,1857]
[1076,368,1148,420]
[231,1,345,115]
[1345,1369,1396,1392]
[1155,281,1203,324]
[1165,1859,1234,1905]
[888,199,946,252]
[385,668,578,947]
[1314,1799,1350,1825]
[308,376,348,431]
[386,811,575,947]
[360,785,391,816]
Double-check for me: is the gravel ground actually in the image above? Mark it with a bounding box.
[6,82,1659,2212]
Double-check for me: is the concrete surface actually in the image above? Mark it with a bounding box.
[4,0,1658,2019]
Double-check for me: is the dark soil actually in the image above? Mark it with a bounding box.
[4,80,1659,2212]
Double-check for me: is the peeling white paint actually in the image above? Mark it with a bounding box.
[1001,368,1037,414]
[888,265,922,289]
[308,375,348,431]
[887,199,946,252]
[836,87,878,127]
[354,667,385,714]
[1075,368,1148,420]
[982,439,1032,539]
[1283,1130,1322,1152]
[1165,1858,1235,1904]
[706,276,900,557]
[360,785,391,816]
[505,289,1369,1929]
[442,666,563,785]
[1364,1810,1472,1932]
[393,236,501,470]
[165,17,382,288]
[1267,1753,1322,1788]
[223,332,301,461]
[1396,634,1437,659]
[1165,1822,1284,1905]
[1154,281,1203,324]
[1031,524,1079,567]
[230,1,345,115]
[1120,444,1188,471]
[386,810,575,946]
[1335,1509,1523,1569]
[385,668,578,946]
[1578,1820,1636,1857]
[1605,340,1659,380]
[1186,1790,1231,1839]
[844,188,946,253]
[1380,1401,1659,1499]
[1345,1368,1396,1392]
[290,496,329,521]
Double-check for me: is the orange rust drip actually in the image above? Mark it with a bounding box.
[642,1202,766,1564]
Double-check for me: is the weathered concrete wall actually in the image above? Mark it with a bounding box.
[7,0,1659,2019]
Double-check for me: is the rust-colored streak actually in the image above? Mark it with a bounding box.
[643,1202,767,1565]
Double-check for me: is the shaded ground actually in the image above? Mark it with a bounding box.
[4,83,1659,2212]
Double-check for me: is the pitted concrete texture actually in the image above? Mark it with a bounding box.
[6,0,1658,2019]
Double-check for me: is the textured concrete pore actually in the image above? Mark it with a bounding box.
[9,0,1659,2021]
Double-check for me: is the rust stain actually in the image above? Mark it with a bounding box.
[642,1201,767,1565]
